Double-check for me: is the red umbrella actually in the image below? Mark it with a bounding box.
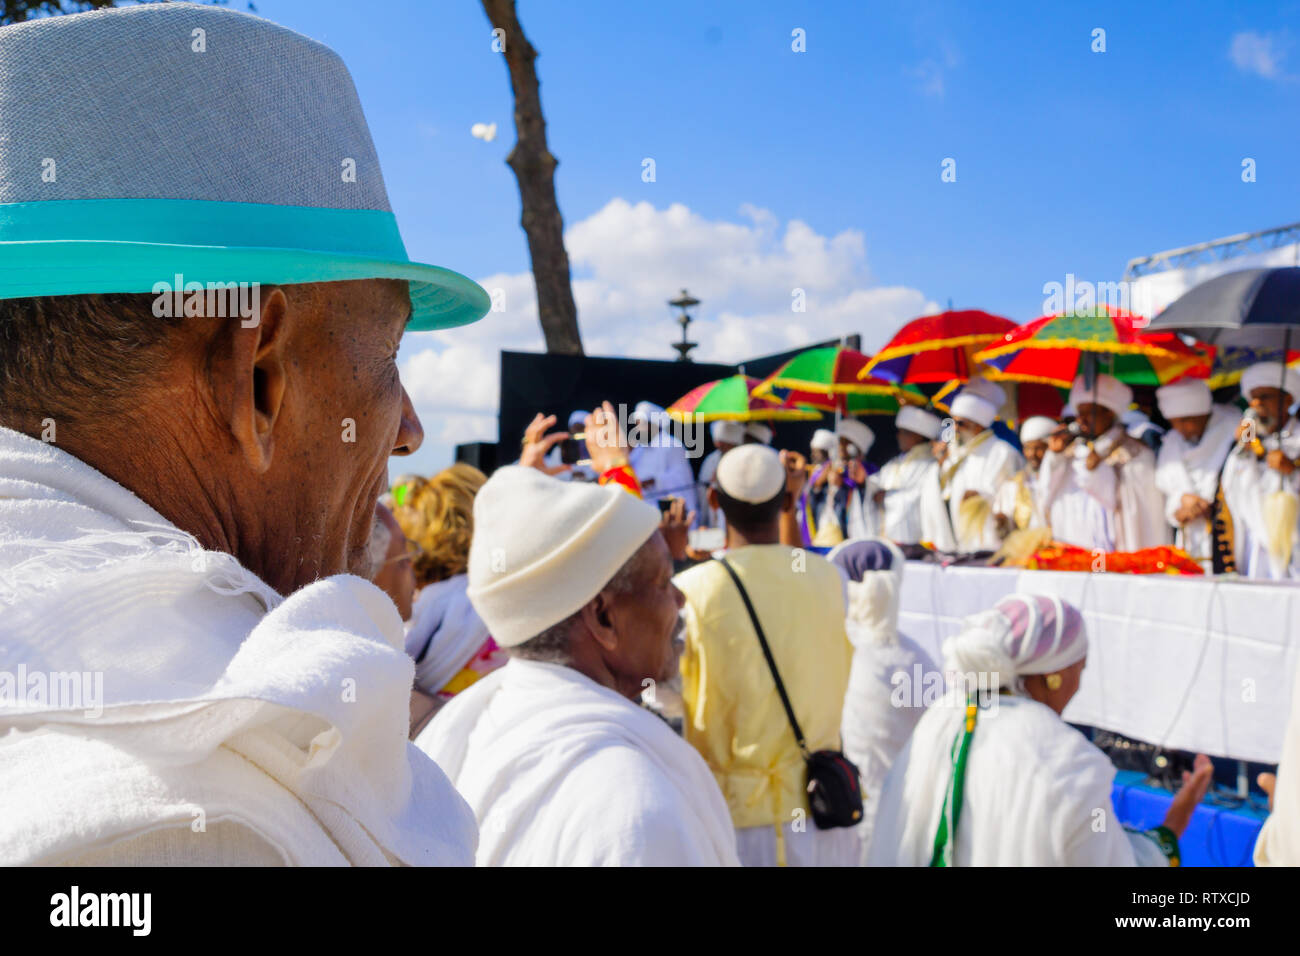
[862,310,1018,385]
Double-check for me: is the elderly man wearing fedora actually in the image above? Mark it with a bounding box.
[0,4,487,864]
[415,427,740,866]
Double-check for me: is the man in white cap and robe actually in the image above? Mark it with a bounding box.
[675,445,856,866]
[935,378,1023,552]
[744,421,774,446]
[628,400,700,520]
[698,420,744,529]
[1221,362,1300,579]
[809,428,837,465]
[993,415,1059,538]
[872,405,952,547]
[801,418,876,546]
[416,463,739,866]
[1040,373,1167,552]
[1153,378,1239,570]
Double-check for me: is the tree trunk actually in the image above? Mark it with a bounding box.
[481,0,584,355]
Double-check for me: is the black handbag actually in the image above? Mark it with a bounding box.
[714,557,863,829]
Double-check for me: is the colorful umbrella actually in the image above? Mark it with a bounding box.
[973,307,1210,388]
[757,381,928,416]
[753,345,894,395]
[665,375,820,423]
[863,309,1018,385]
[1205,344,1300,391]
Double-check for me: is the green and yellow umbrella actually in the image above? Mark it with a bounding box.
[665,375,820,423]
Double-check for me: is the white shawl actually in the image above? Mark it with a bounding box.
[941,433,1023,551]
[1154,405,1238,561]
[1221,422,1300,580]
[867,689,1168,866]
[0,425,476,866]
[417,658,740,866]
[874,445,951,547]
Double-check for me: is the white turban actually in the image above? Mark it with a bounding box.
[1155,379,1212,420]
[466,466,660,647]
[949,378,1005,429]
[710,420,745,445]
[1018,416,1057,445]
[716,444,785,504]
[745,422,773,445]
[896,405,943,440]
[1241,362,1300,403]
[836,418,875,456]
[942,593,1087,690]
[1068,373,1132,418]
[810,428,837,453]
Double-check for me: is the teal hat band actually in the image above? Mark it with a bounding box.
[0,198,489,331]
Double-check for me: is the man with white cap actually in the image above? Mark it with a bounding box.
[698,420,745,529]
[993,416,1059,537]
[0,4,484,865]
[872,406,953,547]
[1040,373,1168,552]
[1221,362,1300,579]
[800,418,877,546]
[809,428,837,465]
[745,421,774,446]
[628,401,700,520]
[416,464,739,866]
[935,378,1023,551]
[1153,378,1239,569]
[676,445,856,866]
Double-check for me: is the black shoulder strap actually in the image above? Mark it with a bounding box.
[714,556,809,757]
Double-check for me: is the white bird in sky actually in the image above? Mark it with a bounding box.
[470,122,497,142]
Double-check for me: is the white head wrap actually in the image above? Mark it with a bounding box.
[715,444,785,504]
[896,405,943,440]
[1155,379,1212,420]
[710,420,745,445]
[1241,362,1300,403]
[942,593,1087,690]
[949,378,1005,428]
[836,418,875,457]
[810,428,838,453]
[744,422,773,445]
[1068,373,1132,418]
[1018,416,1057,445]
[466,466,660,646]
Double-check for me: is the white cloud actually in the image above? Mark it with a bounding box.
[907,40,961,98]
[1230,30,1286,79]
[397,198,937,470]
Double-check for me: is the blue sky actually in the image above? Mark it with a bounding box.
[254,0,1300,475]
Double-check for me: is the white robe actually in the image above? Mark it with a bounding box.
[1220,421,1300,580]
[940,432,1023,552]
[873,445,952,547]
[0,425,476,866]
[405,573,490,695]
[698,447,725,530]
[1153,406,1238,564]
[416,658,740,866]
[629,437,700,520]
[838,556,937,863]
[992,466,1052,533]
[867,689,1169,866]
[1038,447,1118,551]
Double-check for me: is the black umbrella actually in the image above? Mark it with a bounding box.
[1145,266,1300,350]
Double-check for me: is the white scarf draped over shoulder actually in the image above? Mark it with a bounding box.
[0,425,476,866]
[417,658,740,866]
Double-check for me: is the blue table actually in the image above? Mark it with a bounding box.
[1111,771,1267,867]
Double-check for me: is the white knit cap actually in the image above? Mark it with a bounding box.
[1155,379,1212,420]
[896,405,943,440]
[715,444,786,504]
[710,420,745,445]
[1241,362,1300,402]
[810,428,837,453]
[949,378,1005,428]
[465,466,661,647]
[1068,373,1132,417]
[745,422,773,445]
[1018,416,1057,445]
[836,418,875,456]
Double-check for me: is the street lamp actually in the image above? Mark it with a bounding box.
[669,289,699,362]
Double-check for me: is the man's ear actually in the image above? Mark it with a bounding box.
[579,591,619,653]
[226,287,290,473]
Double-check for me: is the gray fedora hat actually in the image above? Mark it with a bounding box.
[0,2,488,330]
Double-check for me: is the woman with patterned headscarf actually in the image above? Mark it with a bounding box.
[395,464,507,736]
[868,593,1214,866]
